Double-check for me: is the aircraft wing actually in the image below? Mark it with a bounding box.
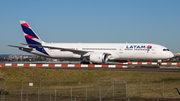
[20,43,89,55]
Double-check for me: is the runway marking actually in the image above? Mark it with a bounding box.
[0,63,127,68]
[17,64,24,66]
[24,64,30,66]
[5,64,12,66]
[54,64,61,67]
[0,64,5,66]
[30,64,36,67]
[42,64,49,67]
[74,64,81,67]
[1,63,180,69]
[94,65,102,68]
[81,64,88,67]
[108,65,116,68]
[118,62,180,66]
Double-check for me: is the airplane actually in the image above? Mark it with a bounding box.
[8,21,174,64]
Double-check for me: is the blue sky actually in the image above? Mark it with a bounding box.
[0,0,180,54]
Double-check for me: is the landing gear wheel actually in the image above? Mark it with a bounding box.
[157,60,162,66]
[80,61,90,64]
[157,62,161,66]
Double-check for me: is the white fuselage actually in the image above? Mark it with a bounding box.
[11,21,174,64]
[31,43,174,61]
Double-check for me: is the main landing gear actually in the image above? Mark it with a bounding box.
[80,57,90,64]
[80,61,91,64]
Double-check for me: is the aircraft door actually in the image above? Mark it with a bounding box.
[119,46,123,53]
[76,46,82,50]
[151,47,157,54]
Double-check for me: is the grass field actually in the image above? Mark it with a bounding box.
[0,67,180,100]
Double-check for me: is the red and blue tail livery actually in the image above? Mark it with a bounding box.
[20,21,49,56]
[20,21,42,44]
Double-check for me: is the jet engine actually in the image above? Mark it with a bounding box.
[89,53,109,63]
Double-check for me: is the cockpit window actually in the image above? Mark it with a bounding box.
[163,49,170,51]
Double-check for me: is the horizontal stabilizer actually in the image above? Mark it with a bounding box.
[8,45,33,52]
[8,45,24,48]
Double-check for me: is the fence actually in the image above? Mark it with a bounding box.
[0,78,126,101]
[0,78,180,101]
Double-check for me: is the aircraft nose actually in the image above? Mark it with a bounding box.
[169,52,174,58]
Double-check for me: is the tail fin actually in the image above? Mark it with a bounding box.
[20,20,43,45]
[20,21,49,56]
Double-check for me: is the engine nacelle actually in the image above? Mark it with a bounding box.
[89,53,109,63]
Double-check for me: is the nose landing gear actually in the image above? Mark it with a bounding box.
[157,60,162,66]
